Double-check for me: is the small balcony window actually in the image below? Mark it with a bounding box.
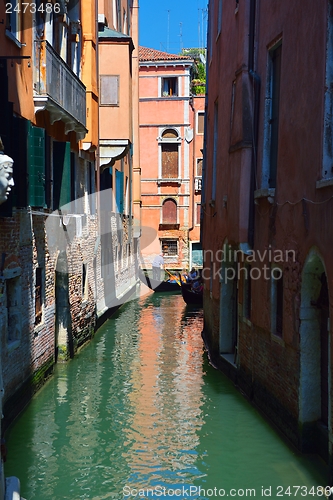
[161,239,178,256]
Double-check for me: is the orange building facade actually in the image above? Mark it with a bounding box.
[97,0,141,314]
[139,48,204,272]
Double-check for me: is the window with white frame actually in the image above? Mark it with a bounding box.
[6,0,21,41]
[161,77,178,97]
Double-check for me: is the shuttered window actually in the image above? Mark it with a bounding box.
[162,144,178,178]
[100,75,119,106]
[27,122,46,208]
[197,112,205,134]
[115,170,124,213]
[53,141,71,210]
[162,199,177,224]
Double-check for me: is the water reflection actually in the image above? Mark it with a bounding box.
[4,294,327,500]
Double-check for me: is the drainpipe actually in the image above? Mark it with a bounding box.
[188,94,196,268]
[246,0,260,250]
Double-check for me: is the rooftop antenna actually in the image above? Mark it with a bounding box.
[167,9,170,52]
[179,22,183,52]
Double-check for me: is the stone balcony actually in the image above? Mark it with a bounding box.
[33,40,87,140]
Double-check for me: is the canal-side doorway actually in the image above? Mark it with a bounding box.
[55,251,73,361]
[219,246,238,364]
[299,250,331,463]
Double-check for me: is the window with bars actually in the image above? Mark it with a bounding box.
[161,239,178,256]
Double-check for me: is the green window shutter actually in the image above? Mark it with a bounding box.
[115,170,124,213]
[53,142,71,210]
[27,122,46,207]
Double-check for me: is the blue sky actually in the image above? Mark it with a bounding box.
[138,0,208,54]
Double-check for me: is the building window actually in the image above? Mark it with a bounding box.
[271,268,283,337]
[262,41,282,189]
[162,199,177,224]
[6,0,21,41]
[100,75,119,106]
[35,267,43,325]
[197,112,205,134]
[160,129,180,179]
[6,276,21,345]
[161,239,178,256]
[161,77,178,97]
[323,3,333,180]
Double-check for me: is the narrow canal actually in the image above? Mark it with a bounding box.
[4,293,328,499]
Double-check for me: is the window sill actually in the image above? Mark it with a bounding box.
[157,178,181,186]
[254,188,275,202]
[5,30,23,48]
[159,223,180,230]
[270,332,285,346]
[242,317,252,327]
[316,178,333,189]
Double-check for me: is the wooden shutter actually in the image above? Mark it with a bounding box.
[115,170,124,213]
[197,112,205,133]
[27,122,46,207]
[162,199,177,223]
[162,144,178,178]
[53,141,71,210]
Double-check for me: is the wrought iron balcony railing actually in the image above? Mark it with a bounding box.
[34,40,87,139]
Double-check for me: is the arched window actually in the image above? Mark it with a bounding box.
[160,129,179,179]
[162,198,177,224]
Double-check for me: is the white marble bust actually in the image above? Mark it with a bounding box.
[0,154,14,205]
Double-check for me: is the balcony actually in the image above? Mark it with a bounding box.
[33,40,87,140]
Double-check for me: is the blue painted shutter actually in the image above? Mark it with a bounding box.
[115,170,124,213]
[27,122,46,207]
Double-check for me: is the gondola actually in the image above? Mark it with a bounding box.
[180,281,203,306]
[138,268,181,293]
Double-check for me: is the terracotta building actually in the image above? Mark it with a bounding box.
[202,0,333,479]
[97,0,140,316]
[139,47,204,272]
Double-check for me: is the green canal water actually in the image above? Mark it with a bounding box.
[4,293,329,499]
